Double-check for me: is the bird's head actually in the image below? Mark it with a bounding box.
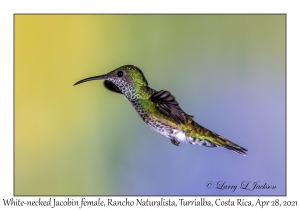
[74,65,148,95]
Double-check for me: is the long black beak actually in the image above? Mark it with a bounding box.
[73,75,108,86]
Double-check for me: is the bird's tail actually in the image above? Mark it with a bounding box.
[188,120,248,156]
[214,135,248,156]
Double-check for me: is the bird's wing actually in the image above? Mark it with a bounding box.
[150,90,186,125]
[103,80,122,94]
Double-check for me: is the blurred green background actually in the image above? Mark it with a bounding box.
[15,15,285,195]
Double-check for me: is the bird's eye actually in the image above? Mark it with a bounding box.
[117,71,123,77]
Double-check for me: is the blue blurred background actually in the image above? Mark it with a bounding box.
[15,15,285,195]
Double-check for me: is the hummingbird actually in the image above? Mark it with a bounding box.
[74,65,247,155]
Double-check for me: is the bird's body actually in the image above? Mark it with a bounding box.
[74,65,247,155]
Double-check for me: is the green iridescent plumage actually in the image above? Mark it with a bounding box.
[74,65,247,155]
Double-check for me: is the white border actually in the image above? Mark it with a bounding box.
[1,1,299,209]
